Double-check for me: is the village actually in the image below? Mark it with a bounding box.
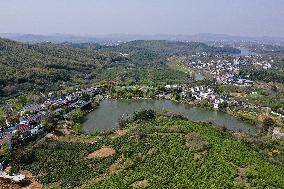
[184,53,272,86]
[0,86,102,182]
[0,82,238,154]
[1,81,284,183]
[2,80,284,148]
[1,50,283,182]
[0,87,100,146]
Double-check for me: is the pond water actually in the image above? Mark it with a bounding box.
[82,99,256,134]
[193,72,205,81]
[234,48,257,57]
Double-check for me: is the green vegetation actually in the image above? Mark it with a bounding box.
[68,109,86,123]
[104,40,241,56]
[2,37,284,188]
[0,107,5,125]
[92,64,190,86]
[213,83,284,122]
[0,38,120,99]
[0,38,241,101]
[17,112,284,188]
[239,53,284,84]
[132,109,156,122]
[0,143,11,159]
[41,113,58,131]
[240,68,284,84]
[19,139,113,188]
[109,87,154,99]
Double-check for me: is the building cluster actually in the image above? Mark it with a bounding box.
[272,128,284,140]
[187,56,272,86]
[158,85,229,109]
[0,87,100,147]
[183,85,229,109]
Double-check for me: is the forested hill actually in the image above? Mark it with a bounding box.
[0,38,240,99]
[102,40,241,56]
[0,38,120,98]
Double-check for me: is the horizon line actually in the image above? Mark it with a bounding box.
[1,32,284,39]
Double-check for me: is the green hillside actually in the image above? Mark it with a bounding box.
[0,38,119,98]
[0,39,235,99]
[17,112,284,188]
[103,40,240,56]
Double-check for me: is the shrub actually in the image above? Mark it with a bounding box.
[261,116,275,134]
[68,109,86,123]
[133,109,156,122]
[118,118,128,129]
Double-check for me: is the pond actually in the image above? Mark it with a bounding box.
[233,48,258,57]
[82,99,256,134]
[193,72,205,81]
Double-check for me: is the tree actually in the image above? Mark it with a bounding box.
[171,92,180,101]
[271,85,278,92]
[199,99,212,108]
[133,109,156,121]
[80,93,91,101]
[42,114,58,131]
[262,116,274,134]
[68,109,85,123]
[11,130,20,142]
[72,123,82,134]
[219,102,228,111]
[0,144,11,159]
[0,107,6,127]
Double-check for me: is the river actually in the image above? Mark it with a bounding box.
[82,99,256,134]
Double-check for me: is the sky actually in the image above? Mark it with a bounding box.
[0,0,284,37]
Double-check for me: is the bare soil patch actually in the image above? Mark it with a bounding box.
[22,180,43,189]
[185,132,209,152]
[0,178,21,189]
[46,133,58,140]
[109,157,125,175]
[231,92,245,98]
[4,165,12,174]
[234,167,250,187]
[111,129,128,138]
[131,180,150,188]
[62,129,77,135]
[20,170,43,189]
[234,166,257,187]
[0,170,43,189]
[86,146,116,159]
[58,135,98,144]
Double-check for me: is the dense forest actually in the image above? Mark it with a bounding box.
[0,38,121,99]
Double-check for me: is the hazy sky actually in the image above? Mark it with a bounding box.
[0,0,283,37]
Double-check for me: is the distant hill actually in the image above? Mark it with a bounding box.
[1,33,284,45]
[103,40,240,56]
[0,33,98,44]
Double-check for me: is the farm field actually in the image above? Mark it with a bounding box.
[17,113,284,188]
